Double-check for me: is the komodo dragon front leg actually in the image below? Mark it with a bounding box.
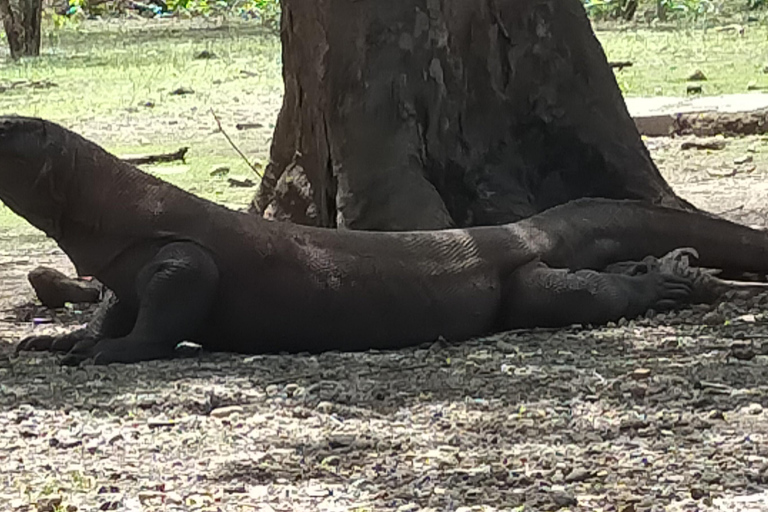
[18,242,219,365]
[17,289,133,354]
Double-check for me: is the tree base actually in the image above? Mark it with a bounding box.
[253,0,691,230]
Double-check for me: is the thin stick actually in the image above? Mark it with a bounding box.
[122,147,188,165]
[210,109,263,178]
[716,204,744,216]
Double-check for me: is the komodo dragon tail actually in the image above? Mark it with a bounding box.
[519,198,768,275]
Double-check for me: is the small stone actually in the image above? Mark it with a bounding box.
[305,486,330,498]
[734,155,754,165]
[687,85,703,95]
[28,266,102,308]
[495,339,518,353]
[284,383,299,397]
[690,487,708,500]
[209,165,230,177]
[702,311,724,325]
[745,403,763,415]
[631,368,652,380]
[210,405,244,418]
[194,50,217,59]
[709,410,725,420]
[688,70,707,81]
[138,491,165,504]
[316,401,334,414]
[147,418,176,428]
[550,490,578,507]
[706,167,737,178]
[564,468,593,483]
[108,432,124,444]
[170,87,195,95]
[730,341,756,361]
[49,435,82,449]
[321,455,341,466]
[166,492,183,504]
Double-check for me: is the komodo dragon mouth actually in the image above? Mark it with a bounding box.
[3,116,768,365]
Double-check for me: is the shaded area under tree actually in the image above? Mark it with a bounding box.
[252,0,693,231]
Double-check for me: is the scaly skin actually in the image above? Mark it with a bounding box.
[0,116,764,364]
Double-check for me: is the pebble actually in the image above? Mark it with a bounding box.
[631,368,652,380]
[209,405,244,418]
[550,490,578,507]
[564,468,593,483]
[691,487,709,500]
[209,165,230,177]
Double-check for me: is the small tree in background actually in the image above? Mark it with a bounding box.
[0,0,43,59]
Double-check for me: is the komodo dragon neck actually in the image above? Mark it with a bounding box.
[0,117,224,277]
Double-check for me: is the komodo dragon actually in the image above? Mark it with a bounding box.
[2,116,767,365]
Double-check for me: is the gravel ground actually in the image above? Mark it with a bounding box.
[2,135,768,511]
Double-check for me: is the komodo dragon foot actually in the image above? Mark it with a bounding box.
[17,242,219,365]
[606,248,768,304]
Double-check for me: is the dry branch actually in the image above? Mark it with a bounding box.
[121,147,189,166]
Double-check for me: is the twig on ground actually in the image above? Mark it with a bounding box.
[122,147,189,165]
[609,61,633,71]
[716,204,745,216]
[210,109,263,178]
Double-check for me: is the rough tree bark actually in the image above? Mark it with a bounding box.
[0,0,42,59]
[252,0,691,231]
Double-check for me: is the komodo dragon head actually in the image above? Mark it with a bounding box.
[0,116,71,238]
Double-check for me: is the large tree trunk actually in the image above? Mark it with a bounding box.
[0,0,42,59]
[252,0,690,231]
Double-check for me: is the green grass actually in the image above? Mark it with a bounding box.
[0,18,281,232]
[1,20,282,121]
[596,24,768,96]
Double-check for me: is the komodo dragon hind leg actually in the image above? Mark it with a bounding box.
[17,289,134,354]
[61,242,219,366]
[606,247,768,304]
[501,260,692,329]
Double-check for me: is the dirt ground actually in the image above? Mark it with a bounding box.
[2,129,768,512]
